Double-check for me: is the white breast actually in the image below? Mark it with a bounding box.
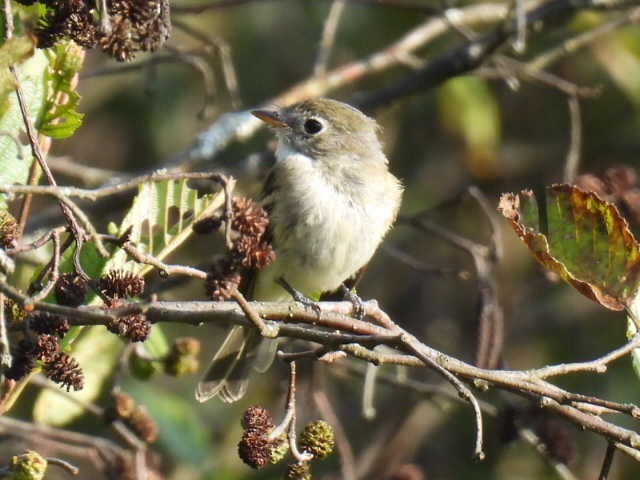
[252,149,400,301]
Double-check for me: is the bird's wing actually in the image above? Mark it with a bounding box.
[195,325,251,403]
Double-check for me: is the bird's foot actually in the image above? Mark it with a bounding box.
[277,277,322,317]
[340,284,365,319]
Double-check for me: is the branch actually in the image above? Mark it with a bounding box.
[5,288,640,459]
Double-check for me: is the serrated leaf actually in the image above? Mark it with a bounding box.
[33,176,231,425]
[499,184,640,310]
[38,40,84,139]
[109,175,233,277]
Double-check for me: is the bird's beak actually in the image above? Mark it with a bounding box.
[251,109,287,128]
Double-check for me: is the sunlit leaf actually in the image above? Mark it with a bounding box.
[33,177,232,425]
[0,36,46,199]
[499,184,640,310]
[38,40,85,139]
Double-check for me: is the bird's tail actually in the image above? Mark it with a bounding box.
[195,325,278,403]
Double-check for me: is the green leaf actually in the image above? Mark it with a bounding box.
[38,40,84,139]
[125,382,211,464]
[0,36,46,196]
[33,177,231,425]
[109,176,232,277]
[498,184,640,311]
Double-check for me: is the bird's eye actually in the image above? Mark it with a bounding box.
[303,118,324,135]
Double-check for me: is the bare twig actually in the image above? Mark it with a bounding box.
[528,6,640,71]
[0,293,10,377]
[285,361,313,462]
[564,95,582,183]
[46,457,81,476]
[1,276,640,460]
[313,0,347,76]
[47,156,118,187]
[0,171,229,201]
[172,18,242,109]
[230,288,279,338]
[513,0,528,52]
[599,442,617,480]
[30,229,61,302]
[116,239,208,280]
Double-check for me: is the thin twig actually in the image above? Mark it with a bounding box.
[599,442,616,480]
[30,229,61,302]
[0,293,10,377]
[528,6,640,71]
[401,333,485,460]
[513,0,527,52]
[0,171,229,201]
[9,54,86,254]
[118,239,208,279]
[47,156,118,187]
[172,19,242,109]
[46,457,81,476]
[313,0,347,76]
[564,95,582,183]
[230,289,279,338]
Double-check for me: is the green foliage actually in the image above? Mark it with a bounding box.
[38,40,84,138]
[126,382,211,464]
[499,184,640,311]
[111,177,232,276]
[33,178,230,425]
[0,36,46,199]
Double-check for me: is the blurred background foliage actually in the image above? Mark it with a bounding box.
[4,0,640,478]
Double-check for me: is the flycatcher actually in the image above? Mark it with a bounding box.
[196,98,403,403]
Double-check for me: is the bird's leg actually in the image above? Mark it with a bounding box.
[339,284,365,319]
[277,277,322,316]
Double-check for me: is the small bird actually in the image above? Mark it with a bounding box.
[196,98,403,403]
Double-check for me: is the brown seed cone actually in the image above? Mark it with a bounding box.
[238,432,272,469]
[233,236,275,270]
[241,406,274,435]
[44,352,84,391]
[5,340,36,381]
[0,210,18,249]
[100,0,171,61]
[34,334,61,362]
[128,405,158,443]
[205,258,243,300]
[29,312,70,338]
[231,197,270,238]
[105,391,137,421]
[99,270,145,299]
[107,313,151,342]
[54,273,88,307]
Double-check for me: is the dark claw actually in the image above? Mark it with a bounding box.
[277,277,321,317]
[340,284,365,319]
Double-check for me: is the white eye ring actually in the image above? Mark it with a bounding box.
[303,117,325,135]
